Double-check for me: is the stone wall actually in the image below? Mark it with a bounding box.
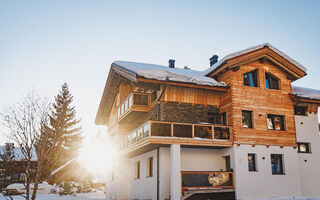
[159,102,218,124]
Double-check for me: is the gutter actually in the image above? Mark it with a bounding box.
[156,79,168,121]
[157,147,160,200]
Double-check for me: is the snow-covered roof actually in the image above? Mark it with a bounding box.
[113,61,226,87]
[202,43,307,76]
[292,86,320,100]
[0,146,37,161]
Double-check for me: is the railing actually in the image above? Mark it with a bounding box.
[181,171,234,193]
[120,121,232,149]
[117,93,152,120]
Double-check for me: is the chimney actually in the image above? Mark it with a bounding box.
[184,66,190,70]
[209,55,218,67]
[169,59,175,68]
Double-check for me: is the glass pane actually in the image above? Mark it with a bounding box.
[127,134,131,146]
[242,111,252,128]
[173,124,192,138]
[151,123,171,137]
[128,95,133,107]
[137,128,143,141]
[244,71,257,87]
[134,94,148,105]
[214,127,230,140]
[131,131,137,144]
[194,125,212,139]
[267,115,273,130]
[248,154,256,171]
[143,123,149,138]
[124,99,128,111]
[121,103,124,114]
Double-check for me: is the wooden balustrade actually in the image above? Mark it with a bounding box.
[120,121,232,149]
[181,171,234,193]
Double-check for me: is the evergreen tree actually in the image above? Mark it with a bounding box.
[49,83,82,166]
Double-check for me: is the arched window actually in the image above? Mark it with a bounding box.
[265,73,279,90]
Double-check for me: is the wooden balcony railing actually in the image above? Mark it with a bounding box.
[181,171,234,193]
[119,121,232,149]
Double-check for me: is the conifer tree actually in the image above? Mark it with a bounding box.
[49,83,82,165]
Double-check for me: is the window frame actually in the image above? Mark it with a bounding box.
[248,153,257,172]
[267,114,285,131]
[265,72,280,90]
[243,70,258,87]
[297,142,311,153]
[242,110,253,129]
[271,154,285,175]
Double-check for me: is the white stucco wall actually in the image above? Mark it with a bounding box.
[131,149,158,200]
[159,147,170,200]
[180,148,227,171]
[105,158,132,200]
[233,144,302,200]
[295,113,320,198]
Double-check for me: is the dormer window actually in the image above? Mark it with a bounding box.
[243,70,258,87]
[265,73,279,90]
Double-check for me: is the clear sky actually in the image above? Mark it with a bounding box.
[1,0,320,144]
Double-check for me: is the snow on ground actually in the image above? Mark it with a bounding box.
[247,198,320,200]
[0,191,105,200]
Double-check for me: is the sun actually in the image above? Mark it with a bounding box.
[77,136,116,173]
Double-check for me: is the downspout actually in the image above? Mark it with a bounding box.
[156,79,168,121]
[157,147,160,200]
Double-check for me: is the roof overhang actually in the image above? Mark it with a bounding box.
[289,94,320,105]
[95,64,229,125]
[206,44,307,81]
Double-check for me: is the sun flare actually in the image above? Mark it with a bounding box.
[77,137,116,173]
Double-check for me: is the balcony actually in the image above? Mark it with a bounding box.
[181,171,234,196]
[119,121,233,155]
[116,93,155,124]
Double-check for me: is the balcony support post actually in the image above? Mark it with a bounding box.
[170,144,181,200]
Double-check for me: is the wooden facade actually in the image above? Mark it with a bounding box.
[215,59,297,146]
[96,44,318,154]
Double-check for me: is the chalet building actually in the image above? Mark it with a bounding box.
[0,143,37,191]
[95,43,320,200]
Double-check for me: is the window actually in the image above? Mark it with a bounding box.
[12,173,20,180]
[243,70,258,87]
[143,123,149,138]
[131,131,137,144]
[248,154,257,172]
[127,134,131,146]
[294,106,307,116]
[271,154,284,175]
[121,103,124,114]
[128,95,133,108]
[151,91,157,103]
[137,128,143,141]
[265,73,279,90]
[124,98,129,111]
[134,94,148,105]
[135,161,140,179]
[242,110,253,128]
[220,112,227,125]
[297,142,311,153]
[147,157,153,177]
[267,114,285,131]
